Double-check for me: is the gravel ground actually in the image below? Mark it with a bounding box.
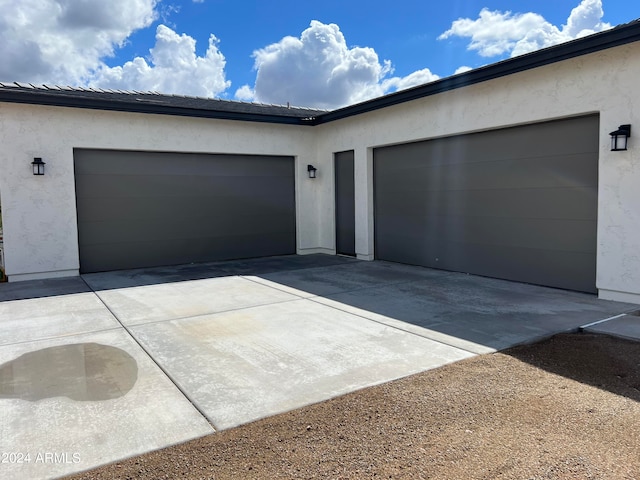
[67,332,640,480]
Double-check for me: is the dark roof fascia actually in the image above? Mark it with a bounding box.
[0,89,318,126]
[313,20,640,125]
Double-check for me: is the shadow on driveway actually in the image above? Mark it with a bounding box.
[0,255,356,301]
[1,254,636,353]
[246,257,637,352]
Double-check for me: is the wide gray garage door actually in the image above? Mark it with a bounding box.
[374,115,599,293]
[74,150,296,273]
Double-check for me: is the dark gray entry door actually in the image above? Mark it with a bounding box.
[335,150,356,256]
[374,115,599,293]
[74,150,296,273]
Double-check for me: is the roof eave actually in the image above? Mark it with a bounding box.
[0,91,318,126]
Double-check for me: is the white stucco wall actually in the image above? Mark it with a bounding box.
[1,41,639,303]
[314,42,640,303]
[0,105,319,280]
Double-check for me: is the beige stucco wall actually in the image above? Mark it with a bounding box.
[314,42,640,303]
[1,41,639,303]
[0,105,319,281]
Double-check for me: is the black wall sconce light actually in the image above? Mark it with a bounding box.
[307,164,317,179]
[31,157,46,175]
[610,124,631,151]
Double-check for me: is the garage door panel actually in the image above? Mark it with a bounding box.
[374,115,598,293]
[377,153,598,193]
[77,190,293,223]
[80,231,295,273]
[79,212,295,245]
[75,149,296,273]
[464,118,598,161]
[74,151,294,177]
[463,217,596,253]
[378,117,598,172]
[436,243,596,293]
[377,214,596,253]
[376,187,597,221]
[442,243,595,293]
[459,188,598,220]
[75,174,293,200]
[375,230,594,291]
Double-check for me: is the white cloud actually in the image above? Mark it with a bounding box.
[454,66,473,75]
[90,25,231,97]
[241,21,439,109]
[234,85,255,101]
[0,0,158,85]
[564,0,612,37]
[439,0,612,59]
[381,68,439,93]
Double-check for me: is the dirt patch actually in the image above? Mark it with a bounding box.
[66,333,640,479]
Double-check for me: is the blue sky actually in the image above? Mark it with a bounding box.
[0,0,635,109]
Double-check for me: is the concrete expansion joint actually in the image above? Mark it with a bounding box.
[114,296,308,329]
[580,313,628,329]
[80,277,217,430]
[239,275,314,299]
[579,310,640,343]
[0,325,123,349]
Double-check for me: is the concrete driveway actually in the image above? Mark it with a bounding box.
[0,255,635,479]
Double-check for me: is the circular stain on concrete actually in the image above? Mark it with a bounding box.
[0,343,138,401]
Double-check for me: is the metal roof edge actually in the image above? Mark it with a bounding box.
[312,20,640,125]
[0,88,318,126]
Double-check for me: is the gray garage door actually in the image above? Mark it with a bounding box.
[74,150,296,273]
[374,115,599,293]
